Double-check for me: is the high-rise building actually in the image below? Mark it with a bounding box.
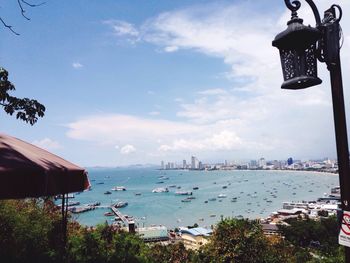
[249,160,257,169]
[287,157,293,166]
[161,161,164,170]
[198,161,203,170]
[183,160,187,169]
[191,156,196,169]
[258,158,266,168]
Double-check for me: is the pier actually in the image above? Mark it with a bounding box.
[111,206,135,233]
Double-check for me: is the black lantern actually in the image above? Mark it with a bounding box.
[272,14,322,89]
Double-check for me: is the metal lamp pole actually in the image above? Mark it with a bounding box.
[273,1,350,261]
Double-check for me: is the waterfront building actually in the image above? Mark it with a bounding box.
[249,160,258,169]
[198,161,203,170]
[179,227,212,250]
[183,160,187,169]
[161,161,164,170]
[287,157,293,166]
[137,226,169,243]
[261,224,282,237]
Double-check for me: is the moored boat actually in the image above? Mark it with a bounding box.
[152,187,169,193]
[112,201,128,208]
[111,186,126,191]
[175,191,192,195]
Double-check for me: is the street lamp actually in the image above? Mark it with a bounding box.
[273,0,350,260]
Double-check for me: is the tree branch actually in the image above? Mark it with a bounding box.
[17,0,31,20]
[1,0,46,35]
[0,17,20,35]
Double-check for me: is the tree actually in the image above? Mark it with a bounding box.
[198,218,296,263]
[0,67,45,125]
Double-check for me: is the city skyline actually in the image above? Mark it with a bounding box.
[1,0,350,167]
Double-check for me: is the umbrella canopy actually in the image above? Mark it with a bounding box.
[0,133,90,199]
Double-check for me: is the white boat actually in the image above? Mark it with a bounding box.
[113,201,128,208]
[111,186,126,191]
[152,187,169,193]
[218,194,227,198]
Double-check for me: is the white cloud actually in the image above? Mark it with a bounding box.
[120,144,136,155]
[72,62,83,69]
[198,88,227,96]
[88,1,350,163]
[149,111,160,116]
[103,20,140,43]
[32,138,62,150]
[66,114,200,143]
[158,130,242,152]
[164,46,179,52]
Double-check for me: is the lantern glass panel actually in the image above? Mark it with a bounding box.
[280,43,317,81]
[305,44,317,77]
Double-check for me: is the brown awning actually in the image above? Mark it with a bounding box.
[0,133,90,199]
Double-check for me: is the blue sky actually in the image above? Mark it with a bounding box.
[1,0,350,166]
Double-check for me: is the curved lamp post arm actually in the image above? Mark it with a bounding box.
[284,0,321,26]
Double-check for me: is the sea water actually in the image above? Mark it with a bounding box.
[72,168,338,229]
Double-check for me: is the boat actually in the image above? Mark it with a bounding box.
[158,176,169,180]
[181,198,191,202]
[208,198,217,201]
[156,181,164,184]
[231,197,237,202]
[104,212,114,216]
[57,201,80,208]
[222,186,228,189]
[193,187,199,190]
[104,191,112,195]
[111,186,126,191]
[152,187,169,193]
[175,191,192,195]
[112,201,128,208]
[97,182,104,185]
[210,214,216,217]
[204,201,208,203]
[88,202,101,207]
[218,194,227,198]
[134,192,142,196]
[187,196,196,200]
[168,185,177,188]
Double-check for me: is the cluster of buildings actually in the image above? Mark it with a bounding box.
[130,185,341,246]
[118,225,212,250]
[261,186,341,237]
[161,156,204,170]
[160,157,338,173]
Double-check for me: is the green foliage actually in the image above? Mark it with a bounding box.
[198,218,295,263]
[279,216,339,256]
[66,223,151,263]
[0,67,45,125]
[0,199,63,263]
[0,201,344,263]
[148,242,196,263]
